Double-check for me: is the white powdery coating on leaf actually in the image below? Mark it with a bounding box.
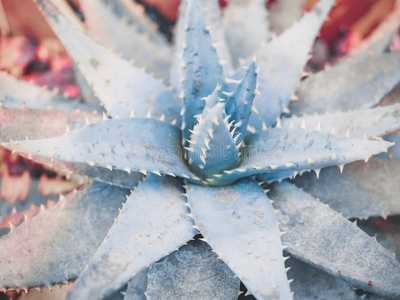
[248,0,335,129]
[295,158,400,219]
[186,179,292,300]
[35,0,179,121]
[223,0,269,68]
[290,51,400,115]
[146,240,240,300]
[269,182,400,299]
[282,104,400,139]
[65,175,196,300]
[0,182,130,289]
[4,118,199,182]
[79,0,171,80]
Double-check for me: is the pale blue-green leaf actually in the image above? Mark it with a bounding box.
[182,0,224,144]
[294,158,400,219]
[290,51,400,115]
[35,0,179,122]
[0,108,101,142]
[186,179,292,300]
[65,175,196,300]
[171,0,232,95]
[286,257,358,300]
[0,108,144,189]
[208,128,392,185]
[79,0,171,80]
[146,240,240,300]
[222,0,269,68]
[188,102,240,177]
[269,0,302,35]
[282,104,400,139]
[0,72,95,112]
[0,182,130,290]
[104,0,171,47]
[268,182,400,299]
[3,118,201,183]
[248,0,334,130]
[225,60,258,139]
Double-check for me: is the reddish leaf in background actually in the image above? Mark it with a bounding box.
[140,0,227,20]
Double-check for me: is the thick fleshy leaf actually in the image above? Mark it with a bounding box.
[171,0,232,94]
[186,179,292,300]
[200,0,233,76]
[146,240,240,300]
[0,182,130,290]
[207,128,392,185]
[222,0,269,68]
[3,118,201,183]
[0,108,101,142]
[79,0,171,80]
[181,0,224,144]
[269,0,302,35]
[268,182,400,299]
[294,158,400,219]
[35,0,180,122]
[290,51,400,115]
[225,60,258,139]
[0,109,144,189]
[105,0,172,47]
[65,175,196,300]
[187,102,240,177]
[124,270,148,300]
[0,72,95,112]
[248,0,334,130]
[358,218,400,263]
[286,258,358,300]
[282,104,400,139]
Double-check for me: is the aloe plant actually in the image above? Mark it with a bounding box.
[1,0,400,299]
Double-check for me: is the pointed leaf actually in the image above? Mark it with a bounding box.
[0,72,95,112]
[282,104,400,139]
[290,51,400,115]
[269,0,302,35]
[286,258,358,300]
[124,270,148,300]
[0,108,101,142]
[208,128,392,185]
[248,0,334,130]
[146,240,240,300]
[171,0,232,94]
[79,0,171,80]
[294,158,400,219]
[268,182,400,299]
[225,60,258,139]
[181,0,224,144]
[186,179,292,300]
[3,118,201,183]
[105,0,171,47]
[0,182,130,289]
[188,102,240,177]
[223,0,269,68]
[65,175,196,300]
[35,0,180,122]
